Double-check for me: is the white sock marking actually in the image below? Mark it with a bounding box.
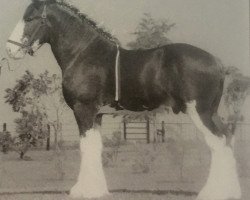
[187,101,225,150]
[187,101,241,200]
[70,129,109,199]
[6,20,26,59]
[231,135,236,150]
[197,145,241,200]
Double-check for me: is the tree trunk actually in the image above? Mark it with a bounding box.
[20,151,24,159]
[52,121,65,180]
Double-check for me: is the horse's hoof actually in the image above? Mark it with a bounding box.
[70,183,110,199]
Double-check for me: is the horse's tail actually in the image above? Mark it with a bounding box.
[211,59,228,135]
[211,58,226,114]
[215,60,250,139]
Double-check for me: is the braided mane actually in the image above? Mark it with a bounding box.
[56,0,118,43]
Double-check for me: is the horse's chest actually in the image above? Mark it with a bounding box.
[62,66,107,102]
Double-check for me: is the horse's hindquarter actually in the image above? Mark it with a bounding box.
[168,44,224,111]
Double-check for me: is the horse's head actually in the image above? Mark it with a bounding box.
[6,0,55,59]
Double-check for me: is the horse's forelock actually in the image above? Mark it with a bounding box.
[32,0,43,8]
[24,0,56,20]
[31,0,56,8]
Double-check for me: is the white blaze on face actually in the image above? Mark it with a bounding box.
[6,20,27,59]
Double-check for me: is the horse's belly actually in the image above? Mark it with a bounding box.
[118,90,168,112]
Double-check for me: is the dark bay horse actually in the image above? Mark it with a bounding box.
[6,0,241,199]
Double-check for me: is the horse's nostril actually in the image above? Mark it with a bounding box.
[28,49,34,56]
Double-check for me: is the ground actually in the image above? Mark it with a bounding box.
[0,193,195,200]
[0,134,249,200]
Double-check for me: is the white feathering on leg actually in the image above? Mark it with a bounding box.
[197,143,241,200]
[186,101,241,200]
[70,129,109,199]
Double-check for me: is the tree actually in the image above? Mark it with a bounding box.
[14,110,48,146]
[223,66,250,136]
[5,70,67,178]
[5,71,67,157]
[127,13,175,49]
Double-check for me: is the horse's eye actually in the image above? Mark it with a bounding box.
[26,18,32,22]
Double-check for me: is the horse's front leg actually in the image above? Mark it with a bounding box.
[70,101,109,199]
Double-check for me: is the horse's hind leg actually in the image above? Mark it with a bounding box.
[70,102,109,199]
[186,101,241,200]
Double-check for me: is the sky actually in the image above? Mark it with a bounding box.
[0,0,249,130]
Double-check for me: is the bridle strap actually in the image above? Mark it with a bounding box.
[7,40,27,48]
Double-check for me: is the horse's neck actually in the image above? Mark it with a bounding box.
[48,6,115,71]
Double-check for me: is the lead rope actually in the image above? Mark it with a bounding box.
[115,44,120,102]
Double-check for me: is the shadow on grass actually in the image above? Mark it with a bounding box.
[0,189,197,197]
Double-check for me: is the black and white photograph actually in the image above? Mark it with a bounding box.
[0,0,249,200]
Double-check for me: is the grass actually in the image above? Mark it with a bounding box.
[0,193,195,200]
[0,137,249,200]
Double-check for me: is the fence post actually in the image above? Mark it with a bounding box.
[2,123,8,153]
[46,124,50,151]
[146,119,150,144]
[162,121,165,143]
[3,123,7,132]
[123,121,127,140]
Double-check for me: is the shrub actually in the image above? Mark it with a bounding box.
[102,131,123,167]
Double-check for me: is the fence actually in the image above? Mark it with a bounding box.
[1,121,250,149]
[123,120,150,143]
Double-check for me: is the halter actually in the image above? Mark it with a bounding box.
[7,3,51,54]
